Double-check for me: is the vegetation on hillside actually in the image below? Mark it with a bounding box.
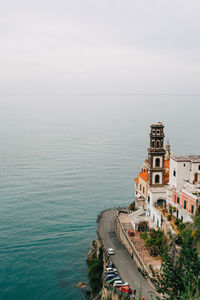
[150,229,200,299]
[88,247,103,296]
[141,229,167,255]
[193,205,200,253]
[147,207,200,300]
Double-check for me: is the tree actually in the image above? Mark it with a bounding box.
[129,202,136,212]
[150,230,200,299]
[144,229,167,255]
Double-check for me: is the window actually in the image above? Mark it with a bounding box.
[152,129,155,135]
[181,216,183,222]
[148,196,150,203]
[157,129,160,135]
[153,214,155,222]
[194,173,198,182]
[191,205,194,214]
[140,184,142,191]
[143,187,145,194]
[155,158,160,167]
[199,165,200,171]
[157,220,159,228]
[184,200,187,209]
[152,140,155,148]
[155,174,160,184]
[183,164,185,167]
[173,170,176,177]
[177,197,180,204]
[156,141,160,148]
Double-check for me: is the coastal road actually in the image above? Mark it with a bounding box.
[99,209,156,300]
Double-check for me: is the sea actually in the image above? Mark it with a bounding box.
[0,95,199,300]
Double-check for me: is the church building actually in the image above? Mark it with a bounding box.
[134,122,200,233]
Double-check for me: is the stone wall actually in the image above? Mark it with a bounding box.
[116,213,148,274]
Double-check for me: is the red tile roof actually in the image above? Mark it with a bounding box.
[138,170,148,182]
[134,177,139,183]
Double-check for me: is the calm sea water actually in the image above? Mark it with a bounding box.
[0,95,199,299]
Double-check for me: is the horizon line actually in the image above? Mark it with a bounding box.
[1,92,200,97]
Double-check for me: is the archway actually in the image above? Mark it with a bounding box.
[156,199,166,207]
[155,174,160,184]
[155,158,160,167]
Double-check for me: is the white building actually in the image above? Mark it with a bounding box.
[134,122,200,233]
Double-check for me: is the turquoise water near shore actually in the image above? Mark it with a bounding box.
[0,95,200,299]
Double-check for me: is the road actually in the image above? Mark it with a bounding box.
[99,209,156,300]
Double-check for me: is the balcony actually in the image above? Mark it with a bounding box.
[184,180,200,192]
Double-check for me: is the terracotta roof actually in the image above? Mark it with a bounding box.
[138,170,148,182]
[134,177,139,183]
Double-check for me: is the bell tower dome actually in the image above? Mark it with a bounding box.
[148,122,166,187]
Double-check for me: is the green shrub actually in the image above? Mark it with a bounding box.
[175,218,181,226]
[178,222,186,231]
[141,232,148,240]
[129,202,136,212]
[145,229,167,255]
[167,215,172,221]
[88,247,103,295]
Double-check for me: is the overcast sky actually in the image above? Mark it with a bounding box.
[1,0,200,95]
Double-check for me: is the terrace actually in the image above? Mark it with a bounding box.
[154,203,179,234]
[119,212,162,274]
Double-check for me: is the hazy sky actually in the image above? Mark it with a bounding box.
[1,0,200,95]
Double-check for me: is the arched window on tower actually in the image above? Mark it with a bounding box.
[152,140,155,148]
[156,141,160,148]
[155,174,160,184]
[155,158,160,167]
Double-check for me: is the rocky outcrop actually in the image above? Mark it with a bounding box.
[87,239,98,264]
[76,282,87,289]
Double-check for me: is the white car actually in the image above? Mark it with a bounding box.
[107,248,115,255]
[105,267,118,274]
[113,280,129,287]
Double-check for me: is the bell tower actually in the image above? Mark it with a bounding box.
[148,122,166,187]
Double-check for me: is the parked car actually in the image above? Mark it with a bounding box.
[106,261,115,268]
[119,285,132,294]
[107,248,115,255]
[105,267,118,274]
[128,230,135,237]
[105,273,118,281]
[107,276,121,284]
[113,280,129,287]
